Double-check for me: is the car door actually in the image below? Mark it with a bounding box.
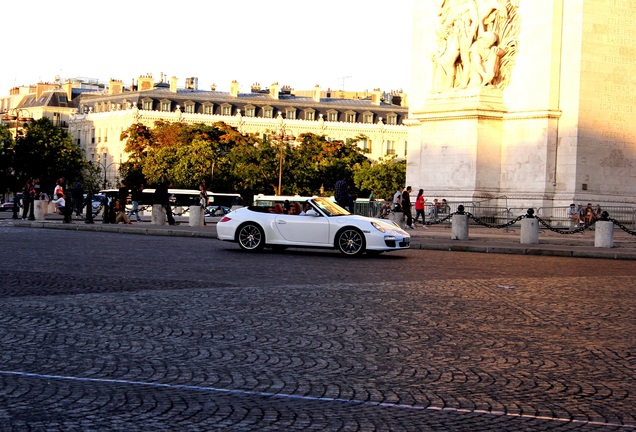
[274,213,331,244]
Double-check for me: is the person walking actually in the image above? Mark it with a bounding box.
[402,186,414,229]
[71,181,85,218]
[129,185,143,222]
[334,177,354,214]
[199,183,209,226]
[414,189,428,229]
[154,182,177,225]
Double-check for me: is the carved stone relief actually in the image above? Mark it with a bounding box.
[431,0,520,92]
[600,149,633,168]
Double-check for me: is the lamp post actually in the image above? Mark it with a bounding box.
[270,121,295,196]
[96,153,119,190]
[1,109,34,219]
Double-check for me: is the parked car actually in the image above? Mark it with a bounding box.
[0,196,20,212]
[204,205,231,217]
[216,197,410,256]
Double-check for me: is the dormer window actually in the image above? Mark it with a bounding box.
[203,102,213,115]
[160,100,172,112]
[326,110,338,122]
[285,107,297,120]
[245,105,256,117]
[363,112,374,124]
[303,108,315,121]
[184,101,196,114]
[263,106,274,118]
[386,113,398,125]
[345,110,357,123]
[142,98,153,110]
[221,103,232,116]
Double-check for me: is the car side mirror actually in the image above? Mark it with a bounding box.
[306,209,319,216]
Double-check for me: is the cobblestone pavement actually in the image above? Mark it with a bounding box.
[0,228,634,431]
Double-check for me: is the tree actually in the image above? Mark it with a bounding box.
[0,123,16,197]
[353,155,406,200]
[12,117,85,194]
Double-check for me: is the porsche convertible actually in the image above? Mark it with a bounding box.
[216,197,410,256]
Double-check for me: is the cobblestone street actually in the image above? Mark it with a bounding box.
[0,227,634,431]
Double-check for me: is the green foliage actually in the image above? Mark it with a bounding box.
[353,155,407,201]
[12,117,85,194]
[120,121,406,202]
[0,123,16,194]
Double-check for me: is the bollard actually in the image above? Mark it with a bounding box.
[594,220,614,248]
[451,214,469,240]
[151,204,167,225]
[520,218,539,244]
[33,200,47,221]
[189,205,204,227]
[391,211,405,229]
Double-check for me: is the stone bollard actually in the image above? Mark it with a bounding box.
[451,214,469,240]
[594,220,614,248]
[189,205,204,227]
[391,211,405,229]
[520,217,539,244]
[151,204,167,225]
[33,200,48,221]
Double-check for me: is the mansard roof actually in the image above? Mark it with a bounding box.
[77,87,407,122]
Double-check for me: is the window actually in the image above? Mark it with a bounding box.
[386,140,395,155]
[327,110,338,122]
[245,105,255,117]
[203,103,213,115]
[263,107,273,118]
[160,100,171,112]
[360,138,372,152]
[345,111,357,123]
[184,102,195,114]
[363,113,374,124]
[386,114,397,125]
[285,108,296,120]
[142,99,153,110]
[221,104,232,116]
[304,109,315,121]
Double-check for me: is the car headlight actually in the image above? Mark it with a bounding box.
[371,221,386,233]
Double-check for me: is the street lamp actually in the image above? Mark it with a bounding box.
[1,108,34,138]
[96,153,119,190]
[270,120,295,196]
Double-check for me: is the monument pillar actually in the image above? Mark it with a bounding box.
[408,0,636,208]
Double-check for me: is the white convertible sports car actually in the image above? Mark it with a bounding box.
[216,197,410,256]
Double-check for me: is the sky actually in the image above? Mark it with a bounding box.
[1,0,413,95]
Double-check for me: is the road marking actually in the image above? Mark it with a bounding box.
[1,369,633,429]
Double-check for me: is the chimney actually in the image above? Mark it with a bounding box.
[371,88,383,106]
[109,79,123,95]
[312,84,321,102]
[269,82,280,99]
[230,80,239,97]
[170,76,178,93]
[185,77,198,90]
[137,74,154,91]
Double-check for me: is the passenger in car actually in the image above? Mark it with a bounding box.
[272,204,284,214]
[291,202,302,215]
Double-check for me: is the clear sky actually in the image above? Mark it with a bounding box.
[1,0,413,95]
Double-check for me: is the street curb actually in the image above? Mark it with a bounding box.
[8,220,636,260]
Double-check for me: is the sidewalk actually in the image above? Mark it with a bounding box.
[3,214,636,260]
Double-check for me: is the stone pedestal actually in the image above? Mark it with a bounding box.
[451,214,469,240]
[520,218,539,244]
[189,206,204,227]
[594,221,614,248]
[391,211,404,229]
[33,200,48,220]
[151,204,166,225]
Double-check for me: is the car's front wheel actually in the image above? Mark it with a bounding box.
[237,223,265,251]
[337,228,365,256]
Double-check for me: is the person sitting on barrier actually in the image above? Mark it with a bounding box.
[430,198,441,220]
[440,198,449,214]
[115,200,132,224]
[593,204,602,221]
[584,203,595,225]
[567,203,580,228]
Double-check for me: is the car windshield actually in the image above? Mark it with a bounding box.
[311,197,350,216]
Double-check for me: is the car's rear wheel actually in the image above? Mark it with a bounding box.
[337,228,365,256]
[237,223,265,251]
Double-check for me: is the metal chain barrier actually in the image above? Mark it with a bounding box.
[420,207,636,237]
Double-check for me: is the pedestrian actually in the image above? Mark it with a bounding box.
[71,181,85,218]
[21,180,35,220]
[368,188,376,217]
[129,185,143,222]
[154,182,177,225]
[334,177,354,213]
[199,183,209,226]
[393,186,403,212]
[402,186,414,229]
[117,181,129,214]
[51,192,66,215]
[414,188,428,229]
